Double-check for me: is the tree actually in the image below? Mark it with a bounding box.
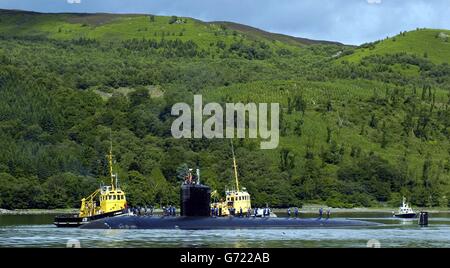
[176,163,190,182]
[369,114,378,129]
[326,126,332,144]
[294,94,307,114]
[294,118,304,136]
[150,167,175,207]
[128,87,150,106]
[123,171,155,206]
[422,154,432,185]
[279,109,288,136]
[279,148,295,172]
[322,141,344,165]
[168,16,178,24]
[380,122,388,148]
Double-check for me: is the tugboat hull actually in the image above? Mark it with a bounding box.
[54,209,127,228]
[80,216,380,230]
[394,213,417,219]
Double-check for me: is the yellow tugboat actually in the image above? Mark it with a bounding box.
[54,142,128,227]
[211,142,252,216]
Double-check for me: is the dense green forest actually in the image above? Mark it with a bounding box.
[1,10,450,209]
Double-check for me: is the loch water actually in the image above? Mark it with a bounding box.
[0,212,449,248]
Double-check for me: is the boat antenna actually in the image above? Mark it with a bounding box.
[230,140,239,192]
[109,131,115,191]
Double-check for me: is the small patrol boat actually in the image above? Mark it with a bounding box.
[394,197,416,218]
[54,143,128,227]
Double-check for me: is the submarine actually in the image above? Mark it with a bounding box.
[82,141,379,230]
[81,181,379,230]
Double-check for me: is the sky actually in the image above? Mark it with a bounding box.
[0,0,449,45]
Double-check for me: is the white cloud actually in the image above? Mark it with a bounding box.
[67,0,81,4]
[367,0,382,4]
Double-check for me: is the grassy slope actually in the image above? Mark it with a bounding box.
[0,9,319,51]
[342,29,450,64]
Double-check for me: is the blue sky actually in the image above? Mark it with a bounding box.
[0,0,449,45]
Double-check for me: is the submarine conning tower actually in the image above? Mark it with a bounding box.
[180,183,211,217]
[180,168,211,217]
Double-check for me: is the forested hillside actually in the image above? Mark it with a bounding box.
[1,10,450,209]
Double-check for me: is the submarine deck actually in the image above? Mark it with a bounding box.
[80,216,380,229]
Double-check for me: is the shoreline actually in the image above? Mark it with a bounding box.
[0,208,79,215]
[273,205,450,214]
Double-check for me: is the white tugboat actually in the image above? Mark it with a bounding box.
[394,197,417,218]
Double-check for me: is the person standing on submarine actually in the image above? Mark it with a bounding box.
[319,208,323,219]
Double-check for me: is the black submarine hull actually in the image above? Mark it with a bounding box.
[80,216,379,230]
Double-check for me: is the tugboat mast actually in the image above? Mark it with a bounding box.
[109,139,115,191]
[231,141,239,192]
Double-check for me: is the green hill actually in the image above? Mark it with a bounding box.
[0,10,449,210]
[342,28,450,64]
[0,9,337,50]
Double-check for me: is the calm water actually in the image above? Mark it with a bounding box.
[0,213,449,248]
